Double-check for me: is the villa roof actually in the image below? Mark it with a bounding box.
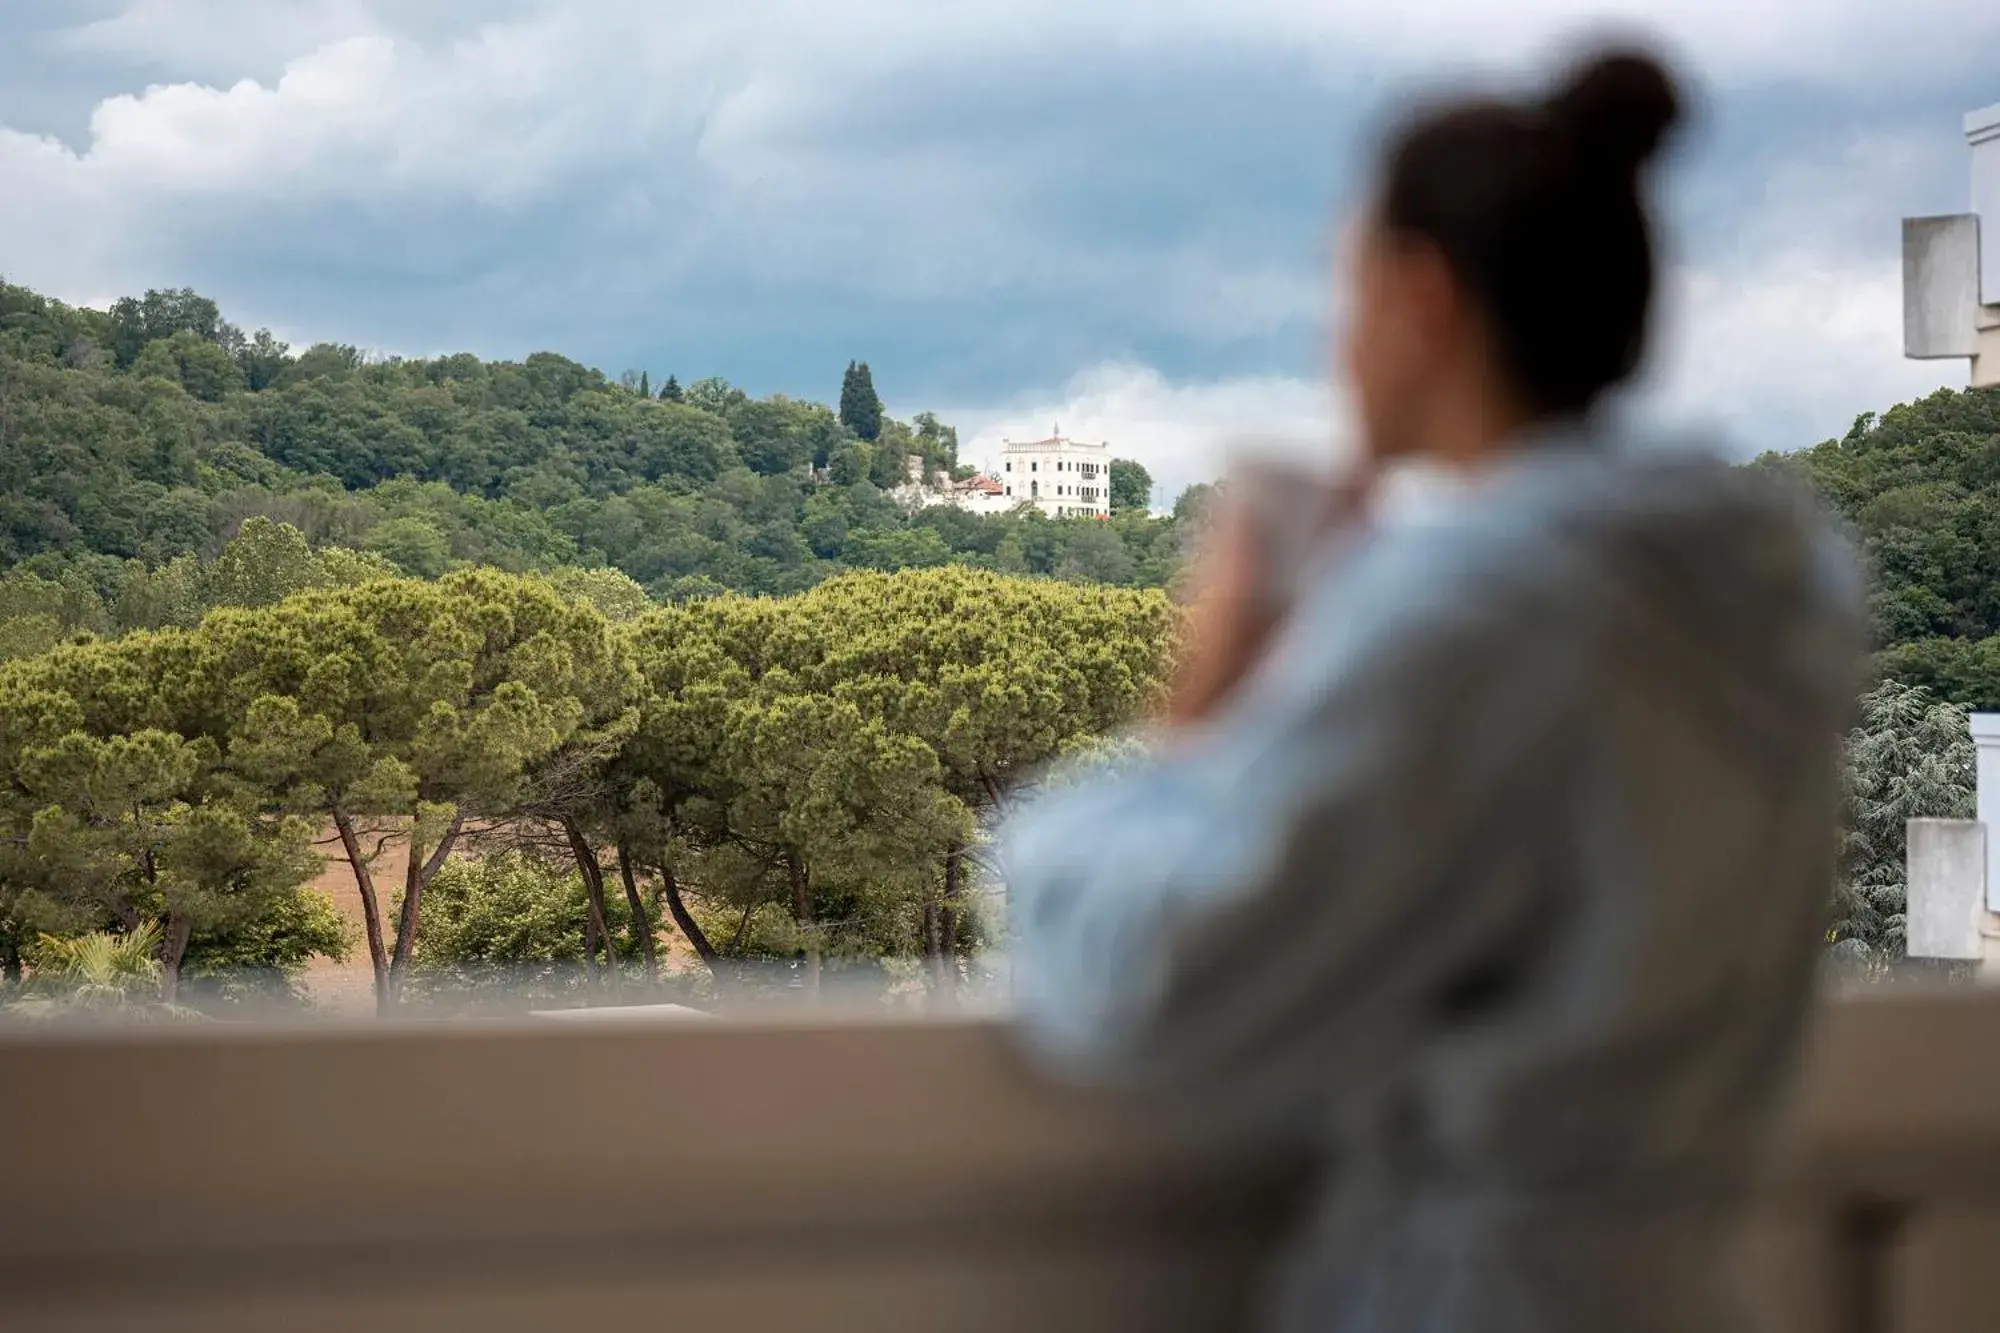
[999,430,1108,451]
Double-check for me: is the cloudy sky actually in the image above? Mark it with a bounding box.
[2,1,1996,501]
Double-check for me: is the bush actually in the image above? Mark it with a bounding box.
[413,852,636,1002]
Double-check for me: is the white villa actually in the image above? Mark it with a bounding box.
[995,428,1111,519]
[885,426,1116,519]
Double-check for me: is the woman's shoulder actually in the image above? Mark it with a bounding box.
[1303,437,1853,657]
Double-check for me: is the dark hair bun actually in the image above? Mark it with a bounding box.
[1547,50,1681,173]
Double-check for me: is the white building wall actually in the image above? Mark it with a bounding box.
[954,489,1019,517]
[1904,215,1982,359]
[996,436,1113,518]
[1901,98,2000,389]
[1970,102,2000,307]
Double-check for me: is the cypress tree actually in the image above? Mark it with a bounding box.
[839,360,883,442]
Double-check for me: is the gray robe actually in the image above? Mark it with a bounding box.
[1001,429,1866,1332]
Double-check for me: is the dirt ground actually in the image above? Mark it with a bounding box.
[296,824,704,1015]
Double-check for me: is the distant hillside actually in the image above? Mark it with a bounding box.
[10,277,1998,705]
[1755,387,2000,705]
[0,280,1189,641]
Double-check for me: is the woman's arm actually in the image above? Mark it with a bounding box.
[1005,528,1577,1135]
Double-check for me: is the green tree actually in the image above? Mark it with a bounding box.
[108,288,227,369]
[236,329,292,391]
[110,556,209,632]
[1775,389,2000,663]
[684,376,747,416]
[0,273,1191,641]
[181,884,350,1006]
[214,571,639,1009]
[841,527,951,571]
[638,371,651,400]
[0,569,107,662]
[206,517,326,608]
[744,567,1177,992]
[1059,523,1137,584]
[130,330,245,402]
[1172,481,1216,524]
[0,674,322,1002]
[828,440,872,487]
[1108,458,1154,513]
[287,342,363,382]
[1834,680,1975,970]
[622,401,737,484]
[728,397,817,476]
[912,410,959,473]
[414,851,634,1002]
[839,360,883,442]
[363,517,453,579]
[316,546,402,587]
[542,566,653,622]
[659,374,683,402]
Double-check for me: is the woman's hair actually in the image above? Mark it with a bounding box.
[1375,48,1683,416]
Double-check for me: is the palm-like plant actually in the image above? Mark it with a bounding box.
[34,923,165,1010]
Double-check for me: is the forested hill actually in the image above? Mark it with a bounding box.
[9,278,2000,706]
[0,281,1189,648]
[1758,386,2000,705]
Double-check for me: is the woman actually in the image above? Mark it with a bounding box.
[1002,47,1865,1333]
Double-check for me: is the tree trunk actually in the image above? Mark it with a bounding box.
[923,900,947,993]
[939,841,964,997]
[159,915,193,1004]
[617,845,658,982]
[333,807,391,1014]
[104,895,143,934]
[388,810,465,1003]
[974,775,1013,973]
[657,865,718,967]
[582,912,602,983]
[657,862,728,998]
[562,817,617,989]
[787,853,819,1001]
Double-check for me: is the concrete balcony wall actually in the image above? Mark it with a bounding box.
[2,993,1998,1332]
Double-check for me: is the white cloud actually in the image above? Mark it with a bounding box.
[946,239,1972,513]
[85,36,400,192]
[51,0,380,75]
[0,0,1988,435]
[18,0,2000,217]
[1646,250,1963,450]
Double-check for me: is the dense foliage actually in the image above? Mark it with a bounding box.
[1760,388,2000,701]
[1753,386,2000,971]
[0,564,1176,1011]
[7,267,1997,1001]
[0,280,1191,639]
[411,851,640,1006]
[1833,680,1976,967]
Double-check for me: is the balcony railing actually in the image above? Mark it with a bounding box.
[2,990,1998,1331]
